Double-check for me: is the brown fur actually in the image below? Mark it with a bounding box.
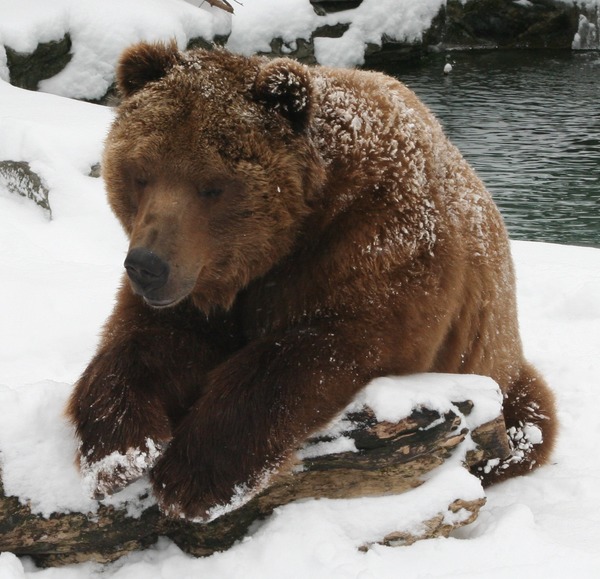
[66,42,557,519]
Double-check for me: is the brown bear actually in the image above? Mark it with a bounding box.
[67,41,557,520]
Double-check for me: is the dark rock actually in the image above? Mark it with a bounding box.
[261,37,318,64]
[325,0,586,69]
[258,24,349,65]
[364,39,424,70]
[313,22,350,39]
[186,34,230,51]
[359,0,587,69]
[89,163,102,178]
[311,0,363,16]
[186,37,216,51]
[6,34,72,91]
[0,160,51,217]
[437,0,582,50]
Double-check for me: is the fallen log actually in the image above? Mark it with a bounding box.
[0,375,510,566]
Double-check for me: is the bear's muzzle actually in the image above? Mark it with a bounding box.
[124,247,171,306]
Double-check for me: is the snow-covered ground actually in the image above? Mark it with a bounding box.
[1,1,600,577]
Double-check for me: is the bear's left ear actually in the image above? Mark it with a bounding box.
[116,41,183,98]
[253,58,314,131]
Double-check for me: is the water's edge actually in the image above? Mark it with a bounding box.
[393,49,600,247]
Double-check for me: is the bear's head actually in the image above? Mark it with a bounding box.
[103,41,326,312]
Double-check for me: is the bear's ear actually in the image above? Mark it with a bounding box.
[253,58,314,131]
[116,41,182,98]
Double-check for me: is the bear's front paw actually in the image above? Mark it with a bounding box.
[79,438,166,500]
[150,446,274,521]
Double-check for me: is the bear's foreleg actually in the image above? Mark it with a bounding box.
[66,283,234,499]
[150,322,383,520]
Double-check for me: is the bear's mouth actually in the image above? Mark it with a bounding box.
[143,296,178,309]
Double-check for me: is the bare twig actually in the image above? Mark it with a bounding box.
[203,0,235,14]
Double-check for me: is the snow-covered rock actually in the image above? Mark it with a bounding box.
[1,0,593,102]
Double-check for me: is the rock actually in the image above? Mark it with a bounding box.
[186,34,230,51]
[315,0,586,69]
[5,34,72,91]
[0,160,51,217]
[257,24,350,65]
[0,0,591,103]
[88,163,102,179]
[310,0,364,16]
[437,0,581,50]
[364,38,424,69]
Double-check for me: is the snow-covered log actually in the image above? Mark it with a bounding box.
[0,375,510,566]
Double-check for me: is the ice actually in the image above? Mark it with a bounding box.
[572,12,599,50]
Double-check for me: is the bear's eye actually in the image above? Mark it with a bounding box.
[199,187,223,199]
[133,176,148,189]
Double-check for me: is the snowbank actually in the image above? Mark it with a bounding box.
[0,0,447,100]
[227,0,445,67]
[0,0,230,100]
[1,0,597,100]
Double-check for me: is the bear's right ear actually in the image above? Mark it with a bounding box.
[116,41,182,98]
[253,58,314,131]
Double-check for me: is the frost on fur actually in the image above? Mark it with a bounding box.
[80,438,164,500]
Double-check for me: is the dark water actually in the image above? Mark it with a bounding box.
[391,50,600,247]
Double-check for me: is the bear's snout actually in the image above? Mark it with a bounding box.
[124,247,170,303]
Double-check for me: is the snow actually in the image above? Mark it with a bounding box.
[1,0,597,100]
[0,1,599,577]
[349,373,502,428]
[227,0,319,56]
[313,0,446,68]
[0,0,229,100]
[298,435,358,460]
[79,438,163,503]
[227,0,446,68]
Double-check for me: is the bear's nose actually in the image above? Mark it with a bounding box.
[124,248,170,294]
